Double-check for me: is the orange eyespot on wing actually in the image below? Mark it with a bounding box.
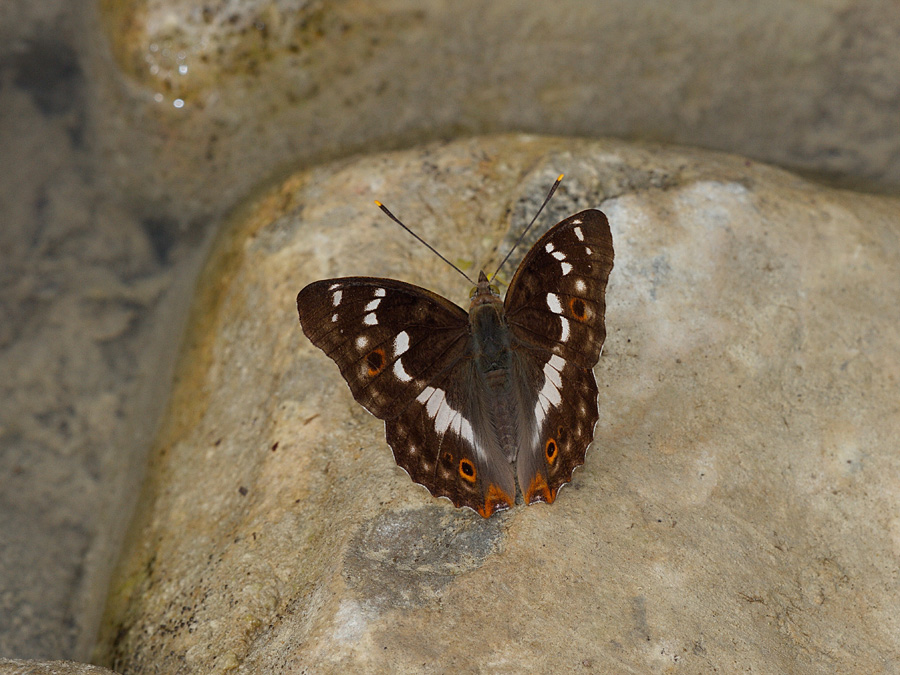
[366,348,386,376]
[569,296,587,321]
[459,458,477,483]
[545,438,559,464]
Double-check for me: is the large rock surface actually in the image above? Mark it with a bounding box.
[7,0,900,664]
[94,135,900,672]
[99,0,900,219]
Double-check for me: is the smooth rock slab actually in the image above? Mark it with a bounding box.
[96,135,900,673]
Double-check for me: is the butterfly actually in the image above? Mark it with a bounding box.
[296,188,614,517]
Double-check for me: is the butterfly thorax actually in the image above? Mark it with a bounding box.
[468,271,510,377]
[468,270,500,307]
[469,301,511,376]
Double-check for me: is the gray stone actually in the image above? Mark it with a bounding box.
[99,0,900,221]
[8,0,900,662]
[95,136,900,672]
[0,659,120,675]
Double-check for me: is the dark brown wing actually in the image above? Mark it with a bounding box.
[385,361,516,517]
[503,210,614,503]
[504,210,614,369]
[297,276,515,516]
[297,277,469,420]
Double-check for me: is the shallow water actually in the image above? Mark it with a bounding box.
[0,1,215,660]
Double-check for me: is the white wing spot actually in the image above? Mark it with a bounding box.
[447,410,476,445]
[331,313,339,323]
[533,355,566,435]
[434,399,454,434]
[355,335,368,350]
[394,331,410,357]
[374,288,386,297]
[573,226,584,240]
[332,290,343,306]
[547,293,563,314]
[393,358,412,382]
[551,251,566,261]
[534,398,548,436]
[364,313,377,326]
[328,283,341,291]
[418,386,444,417]
[365,298,381,311]
[585,246,592,255]
[449,411,461,436]
[560,316,570,341]
[458,417,475,445]
[545,242,555,253]
[539,371,562,408]
[544,358,563,389]
[534,380,560,430]
[574,278,586,293]
[561,262,573,275]
[548,354,566,372]
[416,386,476,446]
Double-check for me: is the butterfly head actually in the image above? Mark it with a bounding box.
[469,270,501,307]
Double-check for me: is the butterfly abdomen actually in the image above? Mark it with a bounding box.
[467,301,528,469]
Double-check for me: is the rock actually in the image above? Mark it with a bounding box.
[0,659,120,675]
[95,135,900,672]
[98,0,900,220]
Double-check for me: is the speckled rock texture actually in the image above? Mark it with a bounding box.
[0,659,120,675]
[94,135,900,673]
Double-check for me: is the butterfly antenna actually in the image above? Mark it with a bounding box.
[490,174,564,281]
[375,201,476,285]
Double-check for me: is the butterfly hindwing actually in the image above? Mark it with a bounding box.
[296,277,469,420]
[513,352,600,504]
[385,363,517,517]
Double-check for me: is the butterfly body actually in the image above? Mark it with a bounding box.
[297,209,614,517]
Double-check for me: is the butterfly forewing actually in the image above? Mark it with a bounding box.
[504,210,614,369]
[297,277,469,420]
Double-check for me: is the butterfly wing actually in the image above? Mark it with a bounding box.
[385,362,516,517]
[503,209,615,504]
[297,277,470,419]
[297,277,515,515]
